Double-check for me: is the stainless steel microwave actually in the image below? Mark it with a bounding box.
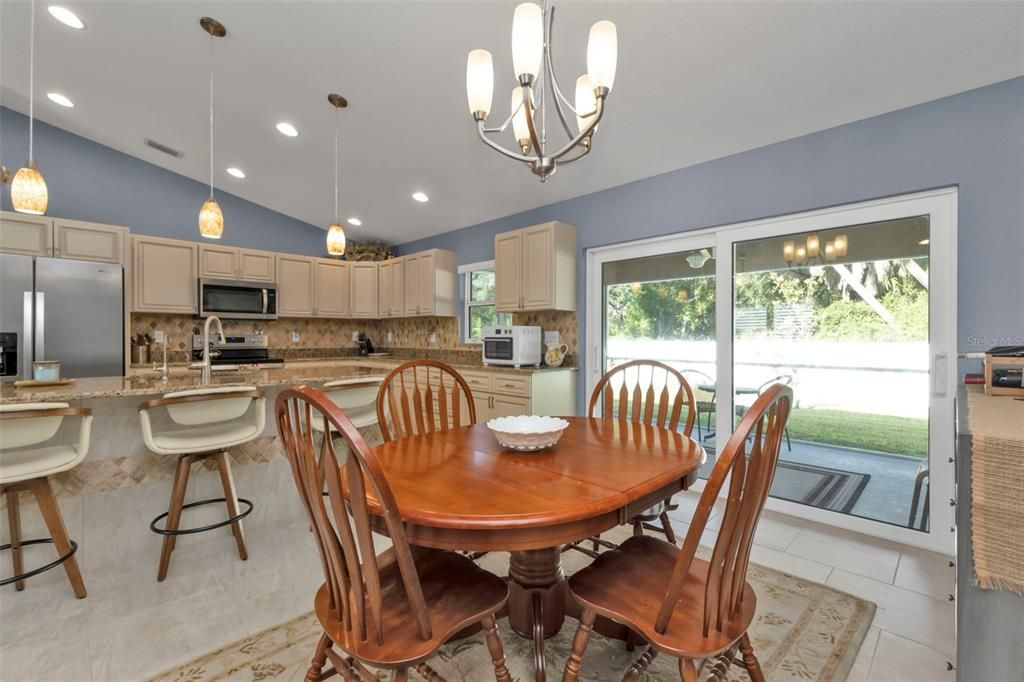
[198,278,277,320]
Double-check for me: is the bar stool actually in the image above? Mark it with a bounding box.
[138,387,264,582]
[310,377,383,489]
[0,402,91,598]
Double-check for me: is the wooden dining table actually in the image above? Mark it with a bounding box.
[366,416,706,681]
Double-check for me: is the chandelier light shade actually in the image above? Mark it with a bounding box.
[806,233,820,258]
[795,245,807,264]
[824,240,836,261]
[466,49,494,117]
[511,2,544,80]
[468,0,617,180]
[587,20,618,91]
[198,197,224,239]
[834,234,848,257]
[13,0,49,215]
[326,224,347,256]
[782,240,795,264]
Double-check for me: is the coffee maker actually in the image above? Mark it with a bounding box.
[0,332,17,380]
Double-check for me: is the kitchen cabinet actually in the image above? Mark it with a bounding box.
[460,367,574,421]
[314,259,350,318]
[276,254,315,316]
[377,258,405,318]
[132,235,198,313]
[53,218,128,264]
[402,248,456,317]
[0,211,51,257]
[350,261,379,318]
[495,221,576,312]
[200,245,276,282]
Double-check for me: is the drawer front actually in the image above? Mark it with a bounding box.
[460,371,494,393]
[491,374,530,397]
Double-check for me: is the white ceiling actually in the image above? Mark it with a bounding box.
[1,1,1022,244]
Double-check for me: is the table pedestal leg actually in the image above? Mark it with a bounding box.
[509,547,565,681]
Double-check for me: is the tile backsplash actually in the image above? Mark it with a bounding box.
[131,310,577,363]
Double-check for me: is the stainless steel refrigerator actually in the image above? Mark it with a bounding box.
[0,254,124,380]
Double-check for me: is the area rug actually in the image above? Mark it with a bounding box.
[770,461,871,514]
[151,528,875,681]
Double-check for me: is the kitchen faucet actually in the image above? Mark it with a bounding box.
[201,315,225,383]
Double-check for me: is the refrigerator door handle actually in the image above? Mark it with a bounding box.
[34,292,45,362]
[23,292,34,379]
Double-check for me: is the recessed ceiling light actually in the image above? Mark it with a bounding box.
[275,122,299,137]
[412,191,429,203]
[47,92,74,108]
[346,217,362,226]
[918,238,930,245]
[48,6,85,30]
[226,167,246,178]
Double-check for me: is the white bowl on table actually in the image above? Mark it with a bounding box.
[487,415,570,452]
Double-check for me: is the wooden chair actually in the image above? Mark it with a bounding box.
[376,360,476,443]
[276,385,511,681]
[570,360,695,552]
[563,383,793,682]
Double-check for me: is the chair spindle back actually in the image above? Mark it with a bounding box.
[588,360,697,436]
[275,385,432,646]
[376,360,476,442]
[655,383,793,638]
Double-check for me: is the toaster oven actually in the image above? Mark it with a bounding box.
[482,325,542,368]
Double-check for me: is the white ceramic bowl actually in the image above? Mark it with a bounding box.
[487,415,570,452]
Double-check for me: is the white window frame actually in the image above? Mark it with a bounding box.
[585,187,958,555]
[459,260,510,344]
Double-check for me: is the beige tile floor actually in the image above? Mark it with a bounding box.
[0,491,956,682]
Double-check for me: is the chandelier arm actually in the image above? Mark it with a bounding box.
[522,85,544,160]
[482,100,523,135]
[477,120,535,163]
[553,140,592,165]
[548,94,606,161]
[543,5,581,141]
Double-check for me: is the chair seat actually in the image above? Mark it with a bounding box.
[149,421,261,455]
[0,444,83,485]
[310,404,378,432]
[315,546,508,667]
[567,535,756,659]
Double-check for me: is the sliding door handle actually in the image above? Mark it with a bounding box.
[932,352,948,397]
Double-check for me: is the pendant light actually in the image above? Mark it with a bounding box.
[325,93,348,256]
[198,17,225,239]
[11,0,49,215]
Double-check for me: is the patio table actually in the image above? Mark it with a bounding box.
[696,383,760,440]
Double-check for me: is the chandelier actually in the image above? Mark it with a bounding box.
[783,233,847,266]
[465,1,617,181]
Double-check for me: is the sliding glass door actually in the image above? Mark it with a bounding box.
[587,188,956,554]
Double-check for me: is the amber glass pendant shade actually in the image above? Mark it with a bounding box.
[11,163,48,215]
[326,224,346,255]
[199,197,224,239]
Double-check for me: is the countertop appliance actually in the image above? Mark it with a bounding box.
[357,333,375,356]
[191,333,283,368]
[0,255,124,381]
[0,332,17,379]
[482,325,542,368]
[199,278,277,320]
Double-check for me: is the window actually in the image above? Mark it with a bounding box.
[461,261,512,343]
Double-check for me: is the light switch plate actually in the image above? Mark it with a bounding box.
[543,330,560,345]
[429,332,437,344]
[153,330,165,343]
[352,331,360,342]
[387,331,393,343]
[292,331,300,343]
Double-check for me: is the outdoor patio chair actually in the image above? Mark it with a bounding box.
[735,375,792,451]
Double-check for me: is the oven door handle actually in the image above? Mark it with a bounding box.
[262,288,269,315]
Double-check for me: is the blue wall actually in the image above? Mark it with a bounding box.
[400,77,1024,405]
[0,107,328,255]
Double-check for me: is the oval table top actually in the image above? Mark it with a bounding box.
[367,416,706,552]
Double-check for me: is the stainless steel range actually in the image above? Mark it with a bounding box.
[191,333,283,369]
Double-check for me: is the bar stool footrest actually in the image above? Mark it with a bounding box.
[0,538,78,587]
[149,497,253,536]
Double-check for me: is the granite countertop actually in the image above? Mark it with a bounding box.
[0,365,389,404]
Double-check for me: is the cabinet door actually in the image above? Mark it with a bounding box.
[0,212,51,256]
[239,249,276,282]
[199,244,239,279]
[493,394,531,418]
[315,260,350,317]
[495,230,523,311]
[378,261,393,317]
[53,219,126,264]
[350,262,379,318]
[403,255,421,315]
[522,223,554,309]
[276,255,315,316]
[133,236,197,313]
[416,252,436,315]
[473,393,494,421]
[389,258,405,316]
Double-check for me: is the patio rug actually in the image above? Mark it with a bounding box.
[150,528,876,681]
[769,460,871,514]
[967,387,1024,595]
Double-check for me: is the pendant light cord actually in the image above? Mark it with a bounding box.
[333,107,339,225]
[28,0,36,162]
[208,33,214,198]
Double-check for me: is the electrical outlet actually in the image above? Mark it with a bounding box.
[387,331,393,343]
[153,330,165,343]
[429,331,437,344]
[291,331,300,343]
[352,331,360,342]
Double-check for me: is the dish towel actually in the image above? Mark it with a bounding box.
[968,387,1024,595]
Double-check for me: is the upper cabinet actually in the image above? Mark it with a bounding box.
[495,221,576,312]
[132,235,198,313]
[200,244,276,282]
[276,254,316,317]
[314,259,350,318]
[0,212,51,257]
[402,249,457,317]
[350,262,379,318]
[53,218,128,264]
[378,258,405,318]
